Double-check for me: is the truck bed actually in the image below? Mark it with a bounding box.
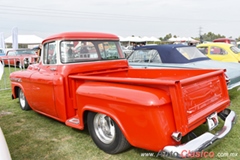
[69,67,229,135]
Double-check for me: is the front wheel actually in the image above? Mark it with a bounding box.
[16,62,22,69]
[18,88,31,110]
[87,112,130,154]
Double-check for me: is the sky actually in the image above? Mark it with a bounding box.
[1,0,240,40]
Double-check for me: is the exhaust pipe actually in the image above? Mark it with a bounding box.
[172,132,182,142]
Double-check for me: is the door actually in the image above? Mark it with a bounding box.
[28,42,59,117]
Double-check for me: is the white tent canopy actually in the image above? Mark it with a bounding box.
[125,36,146,42]
[168,37,177,42]
[168,37,198,42]
[5,35,43,44]
[149,36,160,42]
[119,36,160,42]
[118,36,129,42]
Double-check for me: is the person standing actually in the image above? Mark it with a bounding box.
[36,44,42,62]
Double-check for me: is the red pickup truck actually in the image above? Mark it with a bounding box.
[10,32,236,159]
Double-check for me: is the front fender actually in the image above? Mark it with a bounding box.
[76,81,177,151]
[10,70,32,99]
[10,82,23,99]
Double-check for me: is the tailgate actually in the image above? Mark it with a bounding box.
[169,69,230,135]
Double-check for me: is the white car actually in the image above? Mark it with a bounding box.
[0,127,11,160]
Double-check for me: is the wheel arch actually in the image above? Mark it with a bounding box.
[12,85,22,99]
[81,107,132,145]
[11,82,28,99]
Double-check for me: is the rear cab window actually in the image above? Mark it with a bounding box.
[60,40,122,63]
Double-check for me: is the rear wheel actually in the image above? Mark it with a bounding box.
[18,88,31,110]
[87,112,130,154]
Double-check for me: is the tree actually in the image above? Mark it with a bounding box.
[236,37,240,42]
[199,32,225,42]
[163,33,172,41]
[160,33,178,41]
[159,32,233,43]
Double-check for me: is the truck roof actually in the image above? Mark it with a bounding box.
[42,32,119,44]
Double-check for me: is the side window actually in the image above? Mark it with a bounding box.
[198,47,208,55]
[128,49,160,63]
[7,51,16,56]
[152,51,162,63]
[127,50,147,62]
[144,50,161,63]
[43,42,57,64]
[210,46,227,55]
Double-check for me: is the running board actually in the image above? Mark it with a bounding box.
[65,116,83,130]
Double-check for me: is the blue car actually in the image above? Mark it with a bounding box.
[127,44,240,90]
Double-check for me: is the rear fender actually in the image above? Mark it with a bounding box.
[76,81,175,151]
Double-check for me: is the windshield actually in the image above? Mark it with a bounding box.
[176,46,207,60]
[230,46,240,54]
[17,50,36,55]
[60,40,123,63]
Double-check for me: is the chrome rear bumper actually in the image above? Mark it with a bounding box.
[162,108,236,159]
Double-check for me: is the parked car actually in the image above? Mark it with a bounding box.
[0,49,39,68]
[213,38,237,46]
[128,44,240,90]
[9,32,236,159]
[0,48,5,56]
[0,127,11,160]
[197,42,240,63]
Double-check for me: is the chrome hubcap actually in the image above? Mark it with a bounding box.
[93,113,116,144]
[19,90,26,108]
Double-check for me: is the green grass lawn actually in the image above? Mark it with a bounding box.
[0,67,240,160]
